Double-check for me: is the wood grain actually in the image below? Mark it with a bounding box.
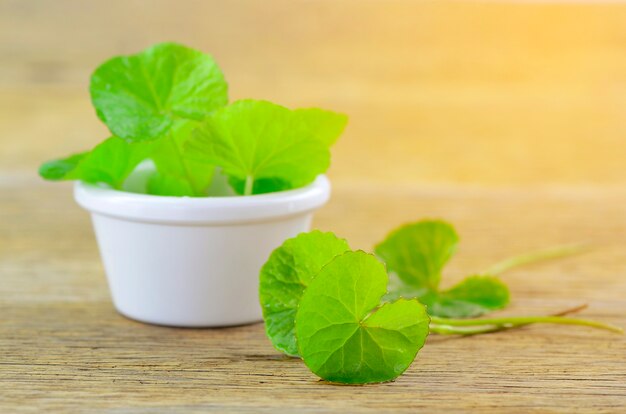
[1,0,625,412]
[1,178,625,412]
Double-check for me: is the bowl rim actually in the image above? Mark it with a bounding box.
[74,175,331,225]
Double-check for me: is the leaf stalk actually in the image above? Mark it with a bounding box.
[429,314,623,335]
[485,243,590,275]
[244,175,254,196]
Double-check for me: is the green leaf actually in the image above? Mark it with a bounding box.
[39,152,87,180]
[150,121,214,196]
[259,231,350,357]
[294,108,348,146]
[147,172,195,197]
[375,220,459,291]
[295,251,430,384]
[185,100,337,195]
[383,272,509,318]
[426,275,510,318]
[376,221,509,318]
[39,137,152,189]
[90,42,228,141]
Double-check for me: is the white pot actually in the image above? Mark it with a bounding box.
[74,176,330,327]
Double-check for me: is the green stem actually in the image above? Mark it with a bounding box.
[244,175,254,196]
[430,315,623,334]
[429,304,590,336]
[430,324,505,335]
[485,243,590,275]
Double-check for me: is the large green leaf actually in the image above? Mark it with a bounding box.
[375,220,459,291]
[295,251,430,384]
[90,42,228,141]
[39,137,153,189]
[185,100,341,195]
[259,231,350,357]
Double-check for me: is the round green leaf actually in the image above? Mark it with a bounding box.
[259,231,350,356]
[296,251,430,384]
[375,220,459,291]
[185,100,336,194]
[90,42,228,141]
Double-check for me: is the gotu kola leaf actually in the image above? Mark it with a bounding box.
[376,220,509,318]
[259,231,350,357]
[375,220,459,291]
[90,42,228,142]
[38,136,153,189]
[185,99,346,195]
[295,251,430,384]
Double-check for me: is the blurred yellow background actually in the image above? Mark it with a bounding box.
[2,0,625,187]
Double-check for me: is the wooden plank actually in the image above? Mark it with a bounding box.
[1,178,625,412]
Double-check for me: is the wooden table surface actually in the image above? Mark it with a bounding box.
[1,1,625,412]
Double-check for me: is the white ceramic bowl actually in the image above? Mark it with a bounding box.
[74,176,331,327]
